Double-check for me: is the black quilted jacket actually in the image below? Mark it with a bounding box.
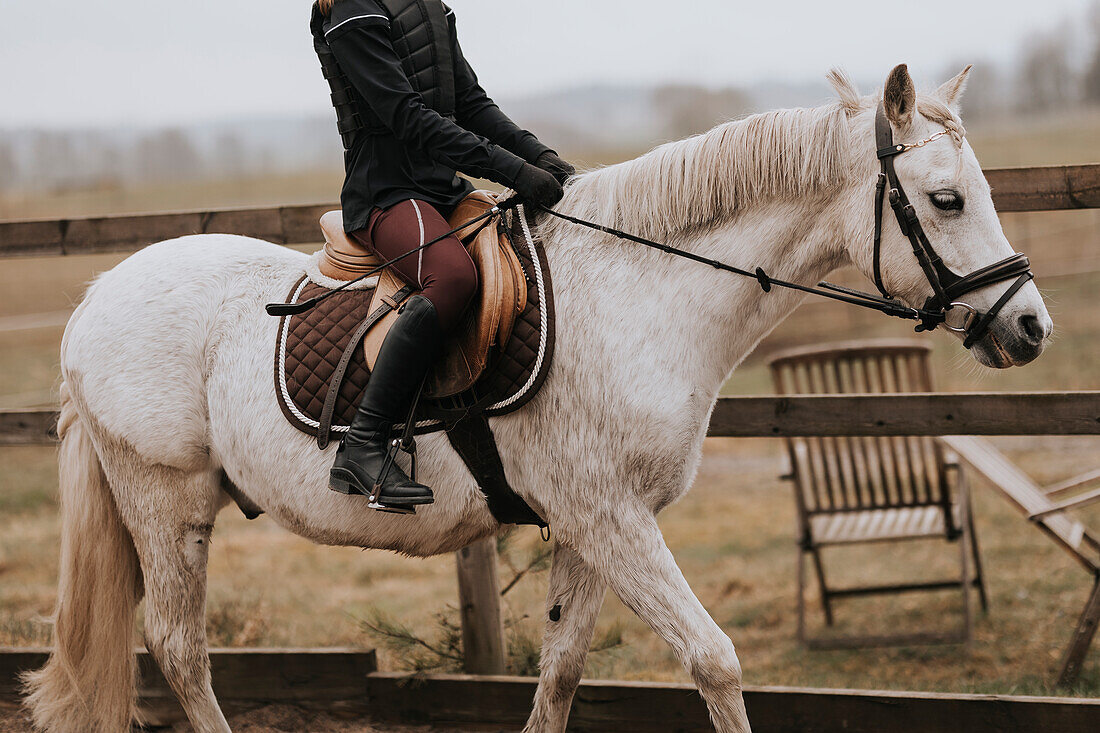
[313,0,553,232]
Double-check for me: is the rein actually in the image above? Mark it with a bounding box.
[541,209,940,326]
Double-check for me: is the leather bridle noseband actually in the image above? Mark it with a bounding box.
[870,101,1033,348]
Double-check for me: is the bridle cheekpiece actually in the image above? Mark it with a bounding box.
[870,101,1034,348]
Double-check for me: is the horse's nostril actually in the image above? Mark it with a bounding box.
[1019,314,1045,344]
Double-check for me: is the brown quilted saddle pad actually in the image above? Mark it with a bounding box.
[274,203,554,445]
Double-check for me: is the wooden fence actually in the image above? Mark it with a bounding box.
[3,648,1099,731]
[3,393,1100,448]
[1,164,1097,259]
[3,392,1099,683]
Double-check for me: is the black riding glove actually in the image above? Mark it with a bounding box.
[513,162,564,209]
[534,150,576,185]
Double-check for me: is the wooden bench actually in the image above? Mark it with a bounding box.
[940,435,1100,686]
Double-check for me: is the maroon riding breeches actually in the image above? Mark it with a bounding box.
[350,199,478,333]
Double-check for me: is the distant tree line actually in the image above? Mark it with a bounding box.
[959,1,1100,120]
[0,126,322,196]
[654,1,1100,136]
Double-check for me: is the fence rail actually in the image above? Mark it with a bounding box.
[3,648,1099,732]
[1,164,1097,258]
[2,392,1099,447]
[708,391,1100,437]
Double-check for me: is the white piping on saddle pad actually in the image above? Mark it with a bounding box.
[304,249,380,291]
[277,278,336,432]
[488,203,548,411]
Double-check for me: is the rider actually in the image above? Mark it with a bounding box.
[311,0,574,510]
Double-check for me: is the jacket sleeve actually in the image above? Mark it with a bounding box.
[451,25,554,164]
[326,20,528,186]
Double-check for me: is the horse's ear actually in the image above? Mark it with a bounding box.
[883,64,916,129]
[936,64,972,110]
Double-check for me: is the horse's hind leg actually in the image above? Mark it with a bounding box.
[524,542,606,733]
[109,459,232,733]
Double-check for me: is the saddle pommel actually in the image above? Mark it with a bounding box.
[449,190,498,242]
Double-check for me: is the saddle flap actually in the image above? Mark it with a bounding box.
[424,192,529,398]
[449,191,497,241]
[498,225,527,351]
[363,269,411,370]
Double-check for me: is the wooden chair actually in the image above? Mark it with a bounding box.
[767,339,987,648]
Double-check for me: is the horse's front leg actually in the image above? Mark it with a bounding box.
[524,541,606,733]
[558,504,751,733]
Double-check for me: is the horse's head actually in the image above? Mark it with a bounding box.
[837,64,1053,368]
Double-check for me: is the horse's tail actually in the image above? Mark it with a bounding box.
[22,382,143,732]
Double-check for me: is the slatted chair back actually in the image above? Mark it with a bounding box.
[768,339,958,537]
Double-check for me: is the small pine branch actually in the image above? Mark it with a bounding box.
[358,607,463,672]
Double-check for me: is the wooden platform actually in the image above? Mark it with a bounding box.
[2,649,1098,732]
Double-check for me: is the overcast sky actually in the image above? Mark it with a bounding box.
[0,0,1094,129]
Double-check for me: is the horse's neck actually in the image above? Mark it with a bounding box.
[547,194,856,401]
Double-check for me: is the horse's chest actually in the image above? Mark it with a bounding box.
[604,390,713,513]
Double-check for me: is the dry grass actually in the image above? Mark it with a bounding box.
[1,113,1099,698]
[2,437,1098,697]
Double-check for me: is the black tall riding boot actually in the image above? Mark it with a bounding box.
[329,295,442,509]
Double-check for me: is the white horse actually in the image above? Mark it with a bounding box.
[24,65,1052,733]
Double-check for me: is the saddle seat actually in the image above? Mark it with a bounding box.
[317,191,527,399]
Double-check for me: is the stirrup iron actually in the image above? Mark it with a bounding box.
[365,375,427,516]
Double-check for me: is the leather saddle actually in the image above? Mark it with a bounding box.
[318,191,527,399]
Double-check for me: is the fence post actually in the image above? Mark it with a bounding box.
[455,537,506,674]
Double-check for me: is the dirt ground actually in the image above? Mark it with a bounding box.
[0,704,485,733]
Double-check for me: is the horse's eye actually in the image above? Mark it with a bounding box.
[929,190,963,211]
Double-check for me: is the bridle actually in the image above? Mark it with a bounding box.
[542,100,1035,349]
[870,101,1033,348]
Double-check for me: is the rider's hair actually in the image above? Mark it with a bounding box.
[317,0,336,14]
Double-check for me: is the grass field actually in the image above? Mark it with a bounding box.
[1,112,1099,698]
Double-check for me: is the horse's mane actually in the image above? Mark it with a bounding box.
[561,103,852,240]
[558,69,965,242]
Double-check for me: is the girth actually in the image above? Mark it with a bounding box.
[871,102,1033,348]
